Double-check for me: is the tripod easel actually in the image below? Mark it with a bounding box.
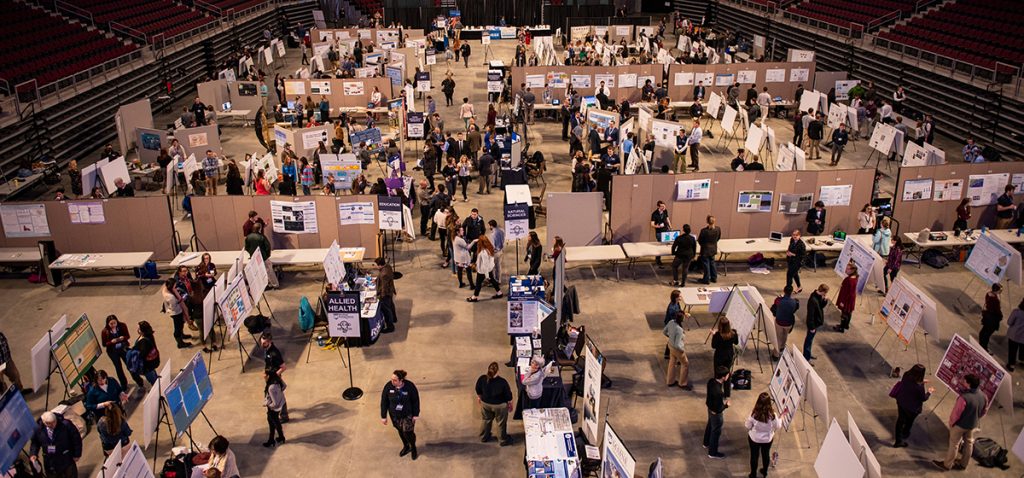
[713,118,741,153]
[703,284,777,373]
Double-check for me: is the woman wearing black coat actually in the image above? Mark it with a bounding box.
[891,364,933,448]
[380,370,420,460]
[525,232,543,275]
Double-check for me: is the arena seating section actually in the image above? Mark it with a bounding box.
[63,0,213,41]
[1,2,136,87]
[785,0,916,29]
[353,0,383,17]
[203,0,267,13]
[877,0,1024,70]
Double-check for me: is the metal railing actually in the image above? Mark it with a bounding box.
[914,0,943,13]
[194,0,223,16]
[12,47,144,108]
[865,10,901,31]
[727,0,777,14]
[872,35,1023,95]
[53,0,94,27]
[110,21,148,45]
[781,10,864,39]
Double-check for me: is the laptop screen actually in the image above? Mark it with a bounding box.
[769,231,783,241]
[658,231,680,243]
[222,102,231,111]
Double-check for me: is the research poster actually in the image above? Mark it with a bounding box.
[765,68,785,83]
[778,193,813,214]
[880,277,926,345]
[51,314,101,389]
[0,203,49,238]
[819,184,852,206]
[115,442,154,478]
[673,71,694,86]
[601,422,635,478]
[378,196,403,231]
[769,345,806,431]
[270,200,318,233]
[164,352,213,437]
[320,153,361,190]
[338,201,375,225]
[676,179,711,201]
[570,74,592,89]
[0,387,35,474]
[965,233,1019,285]
[301,129,330,150]
[217,274,253,338]
[718,289,758,348]
[68,201,106,224]
[967,173,1010,206]
[650,119,684,148]
[310,80,331,95]
[243,250,268,305]
[617,73,637,88]
[326,291,361,338]
[868,123,895,156]
[834,239,877,294]
[323,241,346,287]
[933,179,963,202]
[507,300,539,335]
[582,338,604,445]
[343,81,364,96]
[935,334,1006,409]
[737,191,773,213]
[902,178,933,201]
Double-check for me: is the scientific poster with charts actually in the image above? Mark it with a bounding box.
[343,81,364,96]
[676,179,711,201]
[765,68,785,83]
[880,277,927,345]
[716,289,758,348]
[769,345,806,430]
[51,314,101,389]
[270,200,318,233]
[582,338,604,445]
[967,173,1010,206]
[695,72,714,87]
[737,191,773,212]
[113,442,154,478]
[650,119,684,148]
[243,250,268,305]
[789,68,809,82]
[68,201,105,224]
[594,73,614,88]
[935,334,1007,409]
[868,123,896,156]
[570,74,592,89]
[217,274,253,338]
[902,179,932,201]
[338,201,375,225]
[601,422,635,478]
[714,73,734,86]
[965,233,1020,285]
[737,70,756,84]
[1012,173,1024,191]
[933,179,963,202]
[834,239,878,294]
[776,144,795,171]
[819,184,852,206]
[616,73,637,88]
[673,72,694,86]
[0,203,49,237]
[778,193,813,214]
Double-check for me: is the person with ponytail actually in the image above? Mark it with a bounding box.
[475,362,513,446]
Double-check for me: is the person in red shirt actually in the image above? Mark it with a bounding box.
[243,210,266,237]
[833,263,858,332]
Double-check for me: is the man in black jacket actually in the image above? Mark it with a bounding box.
[703,366,730,459]
[805,201,826,235]
[806,113,824,160]
[786,229,806,291]
[698,215,721,284]
[477,153,494,194]
[670,224,697,286]
[475,362,514,446]
[30,412,82,477]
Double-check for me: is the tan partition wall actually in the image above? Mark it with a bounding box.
[610,168,874,242]
[0,197,176,260]
[190,195,381,258]
[511,65,663,103]
[665,62,816,104]
[894,163,1024,233]
[282,77,394,109]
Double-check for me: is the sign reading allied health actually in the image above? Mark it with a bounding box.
[378,196,403,231]
[504,202,530,240]
[326,291,361,338]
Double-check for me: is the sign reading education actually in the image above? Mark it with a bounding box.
[378,196,403,231]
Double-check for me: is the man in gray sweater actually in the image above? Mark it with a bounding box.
[933,374,987,471]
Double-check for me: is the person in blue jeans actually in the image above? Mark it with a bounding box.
[697,215,721,284]
[803,284,829,361]
[704,366,731,459]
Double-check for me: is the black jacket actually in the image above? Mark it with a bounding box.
[381,381,420,419]
[787,238,806,265]
[478,153,495,176]
[526,243,543,272]
[805,208,826,235]
[706,378,729,413]
[698,226,721,257]
[671,234,696,259]
[808,120,824,140]
[806,291,828,330]
[30,415,82,473]
[463,216,485,242]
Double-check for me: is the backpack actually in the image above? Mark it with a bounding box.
[125,349,144,375]
[747,253,765,267]
[971,437,1009,469]
[133,261,159,280]
[160,457,188,478]
[298,296,315,332]
[244,314,271,335]
[731,369,752,390]
[922,248,949,268]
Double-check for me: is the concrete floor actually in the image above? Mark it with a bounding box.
[5,25,1023,478]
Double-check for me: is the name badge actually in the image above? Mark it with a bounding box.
[395,404,404,411]
[47,446,56,454]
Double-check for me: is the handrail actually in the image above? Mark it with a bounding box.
[873,35,1023,95]
[866,10,901,31]
[914,0,943,13]
[110,21,148,45]
[54,0,94,28]
[193,0,222,16]
[781,10,865,39]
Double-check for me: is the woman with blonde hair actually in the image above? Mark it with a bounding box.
[744,392,782,478]
[468,235,502,302]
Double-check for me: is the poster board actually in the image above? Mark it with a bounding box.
[98,157,132,195]
[846,412,882,478]
[270,200,318,234]
[721,106,737,133]
[136,127,167,164]
[326,290,361,337]
[243,249,268,305]
[0,203,49,238]
[879,277,929,345]
[901,178,932,202]
[582,337,604,445]
[778,193,813,214]
[30,314,68,391]
[323,240,346,287]
[0,386,36,474]
[217,274,253,338]
[202,274,223,341]
[163,352,213,438]
[601,422,636,478]
[893,163,1023,232]
[650,119,685,148]
[51,314,101,389]
[675,179,711,201]
[935,334,1009,410]
[744,125,765,153]
[377,196,403,231]
[546,192,604,250]
[770,344,807,431]
[176,125,222,160]
[142,376,161,448]
[967,173,1010,206]
[737,191,773,213]
[112,442,154,478]
[867,123,896,156]
[81,159,107,197]
[819,184,852,206]
[834,238,883,294]
[965,233,1022,286]
[814,419,865,478]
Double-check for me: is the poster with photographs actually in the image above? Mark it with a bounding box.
[270,200,318,234]
[769,345,806,430]
[582,338,604,445]
[935,334,1007,409]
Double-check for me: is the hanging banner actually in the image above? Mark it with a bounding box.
[415,71,431,92]
[504,202,529,240]
[326,290,361,337]
[378,196,403,230]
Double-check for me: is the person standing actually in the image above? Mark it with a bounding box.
[477,151,494,194]
[687,119,703,171]
[101,316,142,392]
[132,321,160,385]
[380,370,421,460]
[670,224,696,286]
[785,229,805,292]
[242,211,266,237]
[673,129,688,173]
[161,278,191,349]
[29,411,82,478]
[830,123,849,166]
[803,284,829,360]
[792,111,804,148]
[954,198,971,231]
[488,220,506,281]
[806,113,823,160]
[459,98,475,131]
[83,370,127,419]
[884,236,904,293]
[891,364,933,448]
[833,264,858,332]
[744,392,782,478]
[704,366,731,459]
[711,318,739,378]
[979,283,1003,351]
[244,223,279,288]
[260,332,287,422]
[96,406,131,457]
[805,201,826,236]
[475,362,513,446]
[467,235,502,302]
[0,333,28,394]
[203,151,220,195]
[771,286,799,358]
[441,75,456,107]
[873,218,892,260]
[932,374,986,471]
[262,368,287,447]
[650,201,671,266]
[521,357,554,410]
[1006,299,1024,371]
[375,257,397,333]
[857,204,876,234]
[525,231,543,275]
[698,215,721,284]
[664,310,691,390]
[995,184,1017,229]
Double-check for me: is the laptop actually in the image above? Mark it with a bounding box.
[287,100,296,110]
[833,231,848,242]
[551,99,561,106]
[222,101,232,111]
[658,231,680,243]
[769,231,783,242]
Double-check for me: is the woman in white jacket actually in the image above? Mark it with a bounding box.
[467,235,503,302]
[452,226,474,288]
[521,356,555,409]
[744,392,782,478]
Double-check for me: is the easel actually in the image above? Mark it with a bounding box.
[792,368,821,448]
[41,326,72,410]
[862,145,892,173]
[702,284,776,373]
[713,119,740,153]
[868,326,931,372]
[216,319,250,373]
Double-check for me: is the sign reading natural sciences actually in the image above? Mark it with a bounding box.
[504,202,530,240]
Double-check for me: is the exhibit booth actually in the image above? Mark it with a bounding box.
[114,98,155,158]
[665,61,815,104]
[893,162,1024,233]
[511,64,663,104]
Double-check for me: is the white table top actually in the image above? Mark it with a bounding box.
[0,172,44,196]
[621,241,671,258]
[563,245,626,262]
[169,250,245,268]
[0,247,42,263]
[717,235,871,255]
[679,285,733,307]
[270,247,366,265]
[49,252,154,269]
[218,109,252,117]
[903,229,1024,248]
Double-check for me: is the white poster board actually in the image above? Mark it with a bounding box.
[217,274,253,338]
[965,233,1022,286]
[582,338,603,445]
[868,123,896,156]
[675,179,711,201]
[967,173,1010,206]
[933,179,964,202]
[744,124,765,153]
[814,419,865,478]
[901,178,933,201]
[846,413,882,478]
[834,239,883,294]
[338,201,375,225]
[769,344,807,431]
[650,119,684,148]
[879,277,934,345]
[818,184,852,206]
[270,200,318,233]
[30,314,69,391]
[142,381,161,448]
[721,106,738,133]
[706,93,722,118]
[798,90,821,113]
[243,249,268,305]
[601,422,635,478]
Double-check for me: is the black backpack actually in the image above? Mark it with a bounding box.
[922,248,949,269]
[160,457,187,478]
[731,369,752,390]
[244,314,271,335]
[971,437,1009,469]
